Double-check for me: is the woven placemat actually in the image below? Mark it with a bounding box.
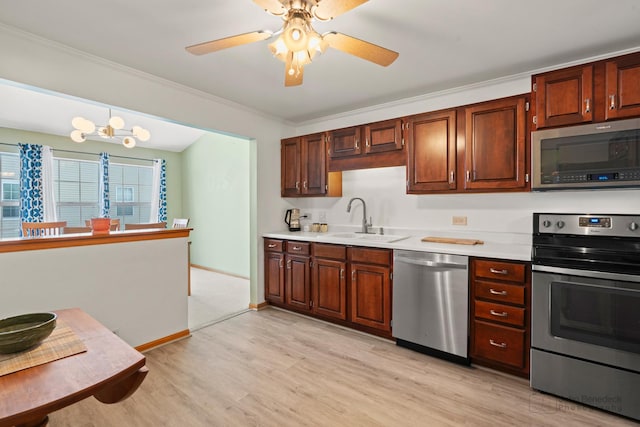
[0,321,87,377]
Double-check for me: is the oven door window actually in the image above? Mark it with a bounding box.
[551,281,640,355]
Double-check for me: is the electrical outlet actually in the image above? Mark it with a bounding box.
[452,216,467,226]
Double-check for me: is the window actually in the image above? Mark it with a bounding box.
[0,152,20,238]
[52,158,100,226]
[109,163,153,225]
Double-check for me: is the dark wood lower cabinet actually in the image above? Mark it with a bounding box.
[264,239,392,338]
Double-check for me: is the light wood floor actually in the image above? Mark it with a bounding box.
[50,308,636,426]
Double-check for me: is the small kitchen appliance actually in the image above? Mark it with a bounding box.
[284,208,301,231]
[531,213,640,420]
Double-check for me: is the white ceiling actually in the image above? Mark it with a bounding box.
[1,0,640,151]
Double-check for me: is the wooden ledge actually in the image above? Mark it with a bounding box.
[0,228,192,254]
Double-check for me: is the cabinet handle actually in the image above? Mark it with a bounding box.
[279,259,284,268]
[303,181,307,190]
[292,246,302,251]
[449,170,455,183]
[286,259,291,269]
[355,139,359,150]
[489,288,508,296]
[466,170,471,181]
[366,137,370,147]
[489,268,509,275]
[352,270,356,281]
[584,98,590,113]
[295,181,300,190]
[610,94,616,110]
[490,310,508,318]
[489,339,507,348]
[268,243,277,248]
[340,268,345,279]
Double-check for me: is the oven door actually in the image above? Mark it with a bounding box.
[532,265,640,373]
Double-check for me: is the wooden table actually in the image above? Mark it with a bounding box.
[0,308,148,427]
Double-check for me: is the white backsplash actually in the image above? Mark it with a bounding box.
[286,166,640,235]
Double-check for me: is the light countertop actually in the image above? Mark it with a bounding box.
[263,228,532,262]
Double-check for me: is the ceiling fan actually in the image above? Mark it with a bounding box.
[186,0,399,86]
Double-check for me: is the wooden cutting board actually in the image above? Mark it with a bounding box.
[421,236,484,245]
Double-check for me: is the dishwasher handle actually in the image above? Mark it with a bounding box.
[394,256,467,270]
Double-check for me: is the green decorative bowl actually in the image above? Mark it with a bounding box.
[0,312,57,354]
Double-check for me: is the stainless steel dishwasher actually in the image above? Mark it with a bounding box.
[392,250,469,364]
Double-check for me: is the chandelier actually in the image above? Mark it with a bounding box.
[70,109,151,148]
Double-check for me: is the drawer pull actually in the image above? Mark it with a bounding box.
[340,268,345,279]
[489,268,509,275]
[489,339,507,348]
[286,260,291,269]
[489,288,508,296]
[292,246,302,251]
[490,310,508,318]
[268,243,277,248]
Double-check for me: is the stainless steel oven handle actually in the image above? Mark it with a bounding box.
[532,264,640,283]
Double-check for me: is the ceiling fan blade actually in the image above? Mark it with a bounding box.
[285,52,304,87]
[323,32,398,66]
[313,0,368,21]
[253,0,287,16]
[186,31,272,55]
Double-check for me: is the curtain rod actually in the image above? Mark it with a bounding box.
[0,142,155,163]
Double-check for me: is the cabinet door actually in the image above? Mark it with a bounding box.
[350,263,391,332]
[264,252,285,304]
[534,65,593,128]
[406,110,457,192]
[281,137,301,196]
[328,126,362,158]
[364,119,403,154]
[312,258,347,320]
[301,133,327,195]
[605,54,640,120]
[285,254,311,312]
[464,96,527,190]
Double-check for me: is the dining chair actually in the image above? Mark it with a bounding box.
[21,221,68,237]
[124,222,167,230]
[172,218,190,229]
[63,226,92,234]
[85,218,120,231]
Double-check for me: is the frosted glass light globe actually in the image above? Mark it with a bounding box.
[70,130,86,143]
[109,115,125,130]
[122,136,136,148]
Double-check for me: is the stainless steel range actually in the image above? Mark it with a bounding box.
[531,213,640,420]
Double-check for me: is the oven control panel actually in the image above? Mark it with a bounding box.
[534,213,640,237]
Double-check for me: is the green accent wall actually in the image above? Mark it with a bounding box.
[182,132,250,278]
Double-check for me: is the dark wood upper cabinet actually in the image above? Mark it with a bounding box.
[533,65,593,129]
[364,119,403,154]
[328,126,362,158]
[406,110,457,193]
[281,133,341,197]
[464,95,528,191]
[605,54,640,120]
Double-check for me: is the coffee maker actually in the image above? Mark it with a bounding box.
[284,208,301,231]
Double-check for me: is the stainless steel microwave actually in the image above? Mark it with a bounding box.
[532,117,640,190]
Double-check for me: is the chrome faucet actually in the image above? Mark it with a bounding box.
[346,197,372,234]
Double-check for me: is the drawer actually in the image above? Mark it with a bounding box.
[474,259,525,283]
[286,241,310,255]
[312,243,346,260]
[474,280,525,305]
[264,239,284,252]
[348,247,392,266]
[474,300,525,327]
[473,321,525,369]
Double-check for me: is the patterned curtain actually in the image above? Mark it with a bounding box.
[19,143,44,224]
[150,159,167,223]
[99,152,110,217]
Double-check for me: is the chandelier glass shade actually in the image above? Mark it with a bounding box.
[70,109,150,149]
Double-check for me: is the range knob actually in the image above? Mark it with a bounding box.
[542,220,552,228]
[630,222,639,231]
[556,220,565,229]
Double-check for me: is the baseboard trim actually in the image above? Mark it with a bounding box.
[190,264,250,280]
[249,301,269,311]
[135,329,191,353]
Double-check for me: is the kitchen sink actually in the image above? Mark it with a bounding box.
[317,232,409,243]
